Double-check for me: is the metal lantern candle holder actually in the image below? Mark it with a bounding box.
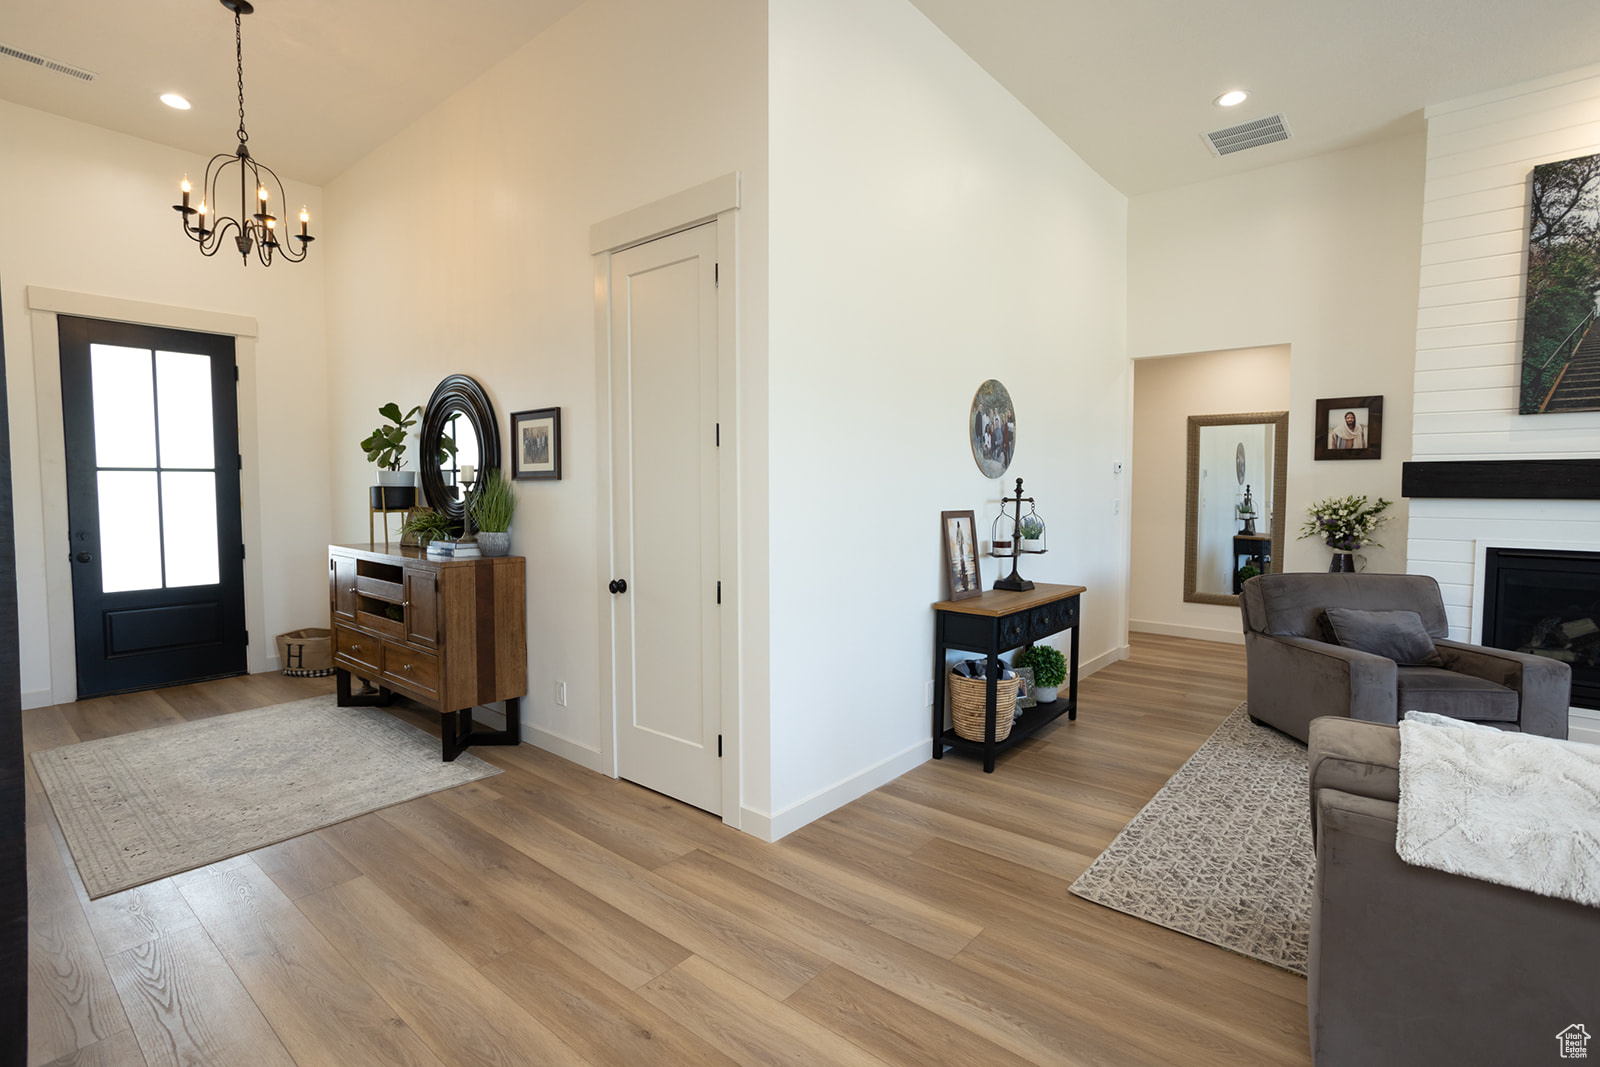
[992,477,1046,592]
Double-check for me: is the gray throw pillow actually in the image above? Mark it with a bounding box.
[1320,607,1443,666]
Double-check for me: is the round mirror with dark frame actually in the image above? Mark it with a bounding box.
[419,374,502,525]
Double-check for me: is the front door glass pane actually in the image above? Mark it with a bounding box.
[161,472,220,587]
[90,344,156,468]
[97,471,163,592]
[156,351,215,469]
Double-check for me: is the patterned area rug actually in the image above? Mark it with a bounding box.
[32,695,500,899]
[1069,704,1313,974]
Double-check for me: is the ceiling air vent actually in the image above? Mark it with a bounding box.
[0,43,96,82]
[1202,113,1291,157]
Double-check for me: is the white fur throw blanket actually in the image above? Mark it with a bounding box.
[1396,712,1600,908]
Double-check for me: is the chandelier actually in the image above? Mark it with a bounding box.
[172,0,312,265]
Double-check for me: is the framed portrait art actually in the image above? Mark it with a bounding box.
[1314,396,1382,461]
[941,510,983,602]
[510,407,562,480]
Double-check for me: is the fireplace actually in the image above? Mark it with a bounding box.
[1481,548,1600,710]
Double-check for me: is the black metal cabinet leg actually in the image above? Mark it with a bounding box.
[983,650,1000,772]
[1068,624,1080,721]
[335,668,393,707]
[932,619,947,759]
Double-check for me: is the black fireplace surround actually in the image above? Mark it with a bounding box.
[1481,548,1600,710]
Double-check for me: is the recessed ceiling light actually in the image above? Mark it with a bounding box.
[1215,89,1250,108]
[160,92,191,110]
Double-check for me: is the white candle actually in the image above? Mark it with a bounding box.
[460,463,475,485]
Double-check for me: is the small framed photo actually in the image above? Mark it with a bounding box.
[1314,396,1383,461]
[1014,666,1037,710]
[510,407,562,480]
[941,510,983,601]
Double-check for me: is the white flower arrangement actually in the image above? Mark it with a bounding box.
[1299,494,1392,551]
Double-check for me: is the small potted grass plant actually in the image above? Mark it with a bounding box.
[470,468,516,557]
[399,507,455,549]
[1016,643,1067,703]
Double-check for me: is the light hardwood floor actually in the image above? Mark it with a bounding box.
[24,634,1309,1066]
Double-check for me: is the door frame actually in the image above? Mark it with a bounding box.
[25,287,265,707]
[588,174,741,827]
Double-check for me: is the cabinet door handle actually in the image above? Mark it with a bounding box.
[347,585,357,593]
[348,644,360,651]
[609,578,628,594]
[402,663,413,672]
[403,600,410,608]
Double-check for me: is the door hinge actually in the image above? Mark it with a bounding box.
[237,453,243,470]
[240,543,246,559]
[718,734,723,758]
[234,365,239,382]
[716,580,721,604]
[715,422,720,446]
[244,630,249,645]
[714,262,719,288]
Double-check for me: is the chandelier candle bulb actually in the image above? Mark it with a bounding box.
[180,177,190,211]
[299,207,308,237]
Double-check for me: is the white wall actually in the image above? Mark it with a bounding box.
[1406,64,1600,744]
[323,0,768,782]
[1128,134,1426,576]
[766,0,1129,836]
[0,100,329,708]
[1130,346,1291,643]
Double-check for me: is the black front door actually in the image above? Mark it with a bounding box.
[59,315,247,698]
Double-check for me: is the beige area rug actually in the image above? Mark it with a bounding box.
[1068,704,1313,974]
[32,694,500,898]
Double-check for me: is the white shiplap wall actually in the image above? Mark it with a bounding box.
[1409,64,1600,742]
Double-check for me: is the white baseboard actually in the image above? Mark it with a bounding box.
[1570,708,1600,746]
[1129,619,1244,645]
[742,738,929,843]
[523,724,608,776]
[1081,644,1130,677]
[22,689,54,711]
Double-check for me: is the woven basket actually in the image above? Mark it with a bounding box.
[276,628,334,677]
[948,669,1016,742]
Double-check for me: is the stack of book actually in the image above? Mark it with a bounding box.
[425,539,482,560]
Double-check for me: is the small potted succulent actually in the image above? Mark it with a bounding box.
[469,468,516,557]
[399,507,455,549]
[1019,514,1046,553]
[1016,643,1067,704]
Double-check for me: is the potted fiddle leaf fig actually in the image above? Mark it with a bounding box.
[469,468,516,557]
[1016,643,1067,704]
[363,403,421,511]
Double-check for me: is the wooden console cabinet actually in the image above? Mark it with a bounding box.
[329,543,526,760]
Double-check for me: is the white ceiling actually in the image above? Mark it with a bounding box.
[0,0,585,186]
[4,1,1600,195]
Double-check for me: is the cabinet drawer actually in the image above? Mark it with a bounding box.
[381,641,440,701]
[333,625,382,674]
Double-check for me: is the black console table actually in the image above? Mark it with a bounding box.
[932,582,1085,772]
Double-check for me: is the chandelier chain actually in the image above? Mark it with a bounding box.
[235,9,247,145]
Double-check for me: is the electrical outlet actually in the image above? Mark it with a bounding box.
[925,679,934,706]
[555,680,568,706]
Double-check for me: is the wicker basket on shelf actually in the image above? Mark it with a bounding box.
[948,669,1016,742]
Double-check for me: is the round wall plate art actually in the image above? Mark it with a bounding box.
[970,379,1016,479]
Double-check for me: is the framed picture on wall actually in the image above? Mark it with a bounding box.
[510,407,561,480]
[941,510,983,601]
[1314,396,1383,461]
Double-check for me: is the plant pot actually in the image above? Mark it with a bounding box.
[477,531,512,558]
[376,469,415,487]
[1032,685,1058,704]
[1020,538,1044,553]
[369,485,416,509]
[1329,551,1356,573]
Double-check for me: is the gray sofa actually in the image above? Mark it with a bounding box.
[1308,717,1600,1065]
[1241,572,1570,742]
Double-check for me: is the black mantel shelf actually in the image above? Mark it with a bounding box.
[1402,459,1600,500]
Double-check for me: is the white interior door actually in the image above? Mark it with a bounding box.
[610,221,722,814]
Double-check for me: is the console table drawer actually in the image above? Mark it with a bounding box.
[381,641,440,701]
[333,625,382,674]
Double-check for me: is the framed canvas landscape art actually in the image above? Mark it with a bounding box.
[510,407,561,480]
[1521,150,1600,414]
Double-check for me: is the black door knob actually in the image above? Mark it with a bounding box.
[609,578,628,594]
[76,551,93,563]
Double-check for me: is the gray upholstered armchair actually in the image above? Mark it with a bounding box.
[1240,572,1570,743]
[1307,717,1600,1065]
